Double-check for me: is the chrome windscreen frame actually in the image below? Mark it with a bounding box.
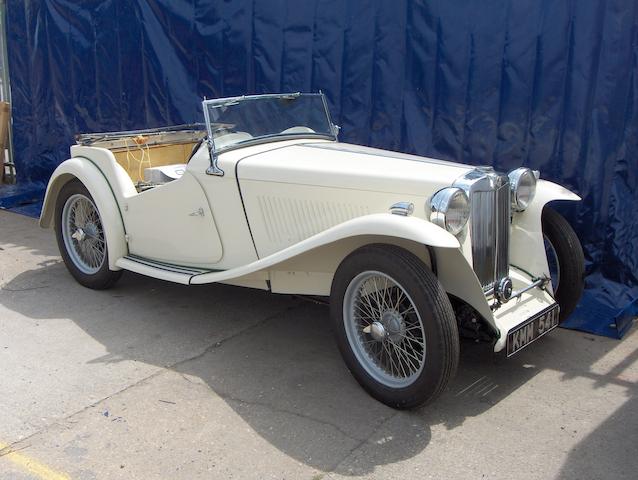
[201,103,224,176]
[201,92,337,177]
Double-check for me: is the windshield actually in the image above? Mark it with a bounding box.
[202,93,336,152]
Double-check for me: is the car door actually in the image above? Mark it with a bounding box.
[122,171,223,266]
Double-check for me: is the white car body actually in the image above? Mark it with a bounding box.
[39,94,580,355]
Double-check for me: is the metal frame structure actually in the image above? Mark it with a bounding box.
[201,92,338,177]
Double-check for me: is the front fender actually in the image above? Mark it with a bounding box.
[510,179,581,287]
[273,213,461,250]
[190,212,501,331]
[191,213,459,286]
[39,158,127,270]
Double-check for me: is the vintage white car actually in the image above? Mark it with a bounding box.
[40,92,584,408]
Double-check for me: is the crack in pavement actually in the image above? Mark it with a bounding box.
[221,392,369,445]
[0,301,303,455]
[169,301,304,371]
[161,299,401,475]
[0,284,50,292]
[3,292,398,477]
[165,299,397,466]
[325,410,402,478]
[0,443,31,458]
[206,386,399,474]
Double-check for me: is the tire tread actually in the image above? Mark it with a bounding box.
[384,245,459,404]
[542,207,585,321]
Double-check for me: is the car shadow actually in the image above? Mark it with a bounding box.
[555,394,637,480]
[1,260,635,476]
[554,342,638,480]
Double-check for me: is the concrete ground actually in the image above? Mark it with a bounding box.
[0,210,636,480]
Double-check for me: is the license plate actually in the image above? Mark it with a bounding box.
[506,304,560,357]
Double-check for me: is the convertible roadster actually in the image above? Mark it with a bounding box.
[40,92,584,408]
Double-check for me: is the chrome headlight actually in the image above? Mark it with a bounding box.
[508,167,537,211]
[429,187,470,235]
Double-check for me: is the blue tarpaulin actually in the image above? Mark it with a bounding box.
[4,0,637,337]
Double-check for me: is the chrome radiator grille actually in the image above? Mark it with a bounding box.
[470,182,511,290]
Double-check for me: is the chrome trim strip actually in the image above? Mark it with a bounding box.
[125,255,214,276]
[203,92,304,107]
[495,182,511,282]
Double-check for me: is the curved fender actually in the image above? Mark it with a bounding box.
[510,179,581,288]
[190,213,460,285]
[39,158,127,270]
[534,178,581,205]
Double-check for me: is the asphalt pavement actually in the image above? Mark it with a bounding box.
[1,210,636,480]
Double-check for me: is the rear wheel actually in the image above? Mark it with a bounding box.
[330,244,459,409]
[54,180,122,289]
[542,207,584,322]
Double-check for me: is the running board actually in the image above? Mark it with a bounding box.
[116,255,213,285]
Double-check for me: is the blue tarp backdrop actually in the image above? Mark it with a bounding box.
[4,0,638,337]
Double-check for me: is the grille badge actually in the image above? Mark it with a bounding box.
[496,277,514,302]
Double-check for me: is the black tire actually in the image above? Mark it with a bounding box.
[54,179,123,290]
[330,244,459,409]
[542,207,584,322]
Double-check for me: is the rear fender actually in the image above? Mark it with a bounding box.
[39,158,127,270]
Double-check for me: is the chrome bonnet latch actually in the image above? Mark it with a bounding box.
[389,202,415,216]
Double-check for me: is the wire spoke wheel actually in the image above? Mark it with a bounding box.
[343,271,426,389]
[61,194,106,275]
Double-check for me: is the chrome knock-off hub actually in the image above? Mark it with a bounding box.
[366,321,387,342]
[364,310,407,343]
[71,228,86,242]
[381,310,406,342]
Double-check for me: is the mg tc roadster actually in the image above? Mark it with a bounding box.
[40,93,584,408]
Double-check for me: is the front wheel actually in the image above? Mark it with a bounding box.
[542,206,585,322]
[330,244,459,409]
[54,179,122,289]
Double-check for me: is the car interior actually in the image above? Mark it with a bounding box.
[76,124,317,193]
[77,127,210,192]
